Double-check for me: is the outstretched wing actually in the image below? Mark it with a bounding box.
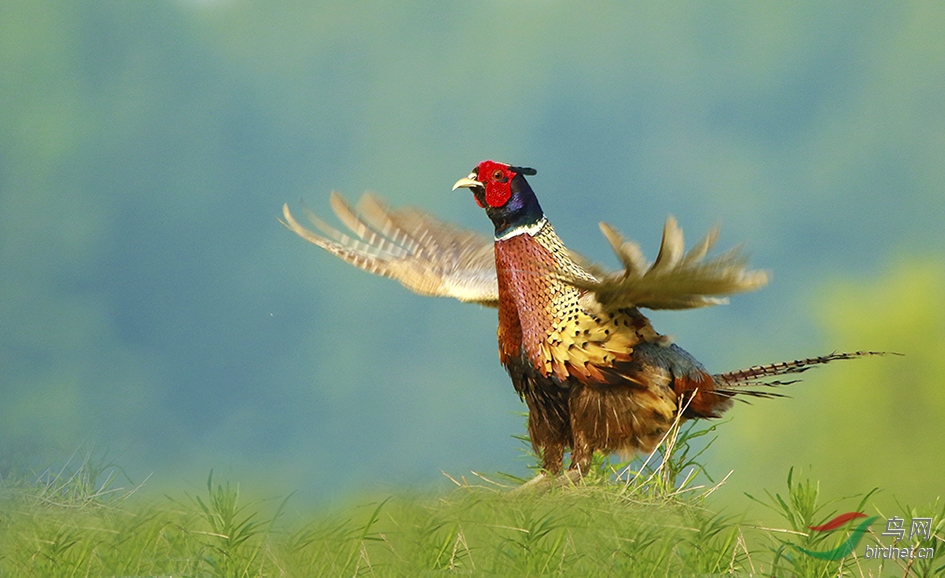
[282,193,499,306]
[567,217,768,310]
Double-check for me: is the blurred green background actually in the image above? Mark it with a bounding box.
[1,1,942,509]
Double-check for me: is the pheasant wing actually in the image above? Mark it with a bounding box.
[282,193,499,306]
[567,217,768,310]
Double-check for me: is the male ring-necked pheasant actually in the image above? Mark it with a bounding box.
[282,160,879,483]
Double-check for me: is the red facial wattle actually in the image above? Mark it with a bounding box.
[476,160,516,208]
[485,179,512,208]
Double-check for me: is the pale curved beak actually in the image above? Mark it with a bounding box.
[452,173,483,191]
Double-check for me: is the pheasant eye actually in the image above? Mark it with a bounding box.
[492,170,504,180]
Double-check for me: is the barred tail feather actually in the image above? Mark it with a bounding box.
[712,351,892,401]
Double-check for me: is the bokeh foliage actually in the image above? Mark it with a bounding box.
[713,260,944,513]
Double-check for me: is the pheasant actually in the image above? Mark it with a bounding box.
[282,160,880,482]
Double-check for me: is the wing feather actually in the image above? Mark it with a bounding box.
[282,193,499,306]
[284,194,767,311]
[566,218,768,311]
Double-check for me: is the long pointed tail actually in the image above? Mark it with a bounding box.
[712,351,892,400]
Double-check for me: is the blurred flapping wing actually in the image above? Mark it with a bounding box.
[282,193,499,306]
[567,217,768,310]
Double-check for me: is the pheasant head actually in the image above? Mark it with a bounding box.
[453,160,544,239]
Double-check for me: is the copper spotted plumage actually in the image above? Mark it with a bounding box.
[282,160,883,487]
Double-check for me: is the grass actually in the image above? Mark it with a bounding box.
[0,424,942,577]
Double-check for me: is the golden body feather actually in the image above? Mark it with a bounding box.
[494,222,711,474]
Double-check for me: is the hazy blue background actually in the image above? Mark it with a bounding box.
[2,1,943,509]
